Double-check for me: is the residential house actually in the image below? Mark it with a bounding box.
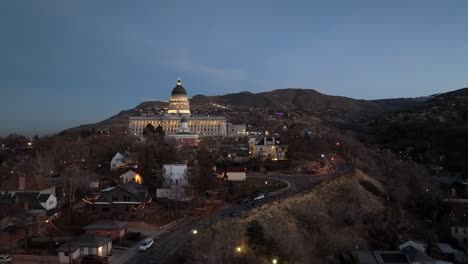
[226,123,247,137]
[110,152,126,171]
[397,240,434,263]
[0,173,56,196]
[83,220,128,242]
[248,137,288,160]
[224,167,247,181]
[56,234,112,263]
[12,192,58,214]
[119,170,142,184]
[156,164,191,201]
[88,181,149,220]
[163,164,188,187]
[452,223,468,245]
[434,243,468,263]
[0,210,48,250]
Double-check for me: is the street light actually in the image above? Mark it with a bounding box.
[192,229,198,235]
[265,181,268,185]
[236,246,242,253]
[272,259,278,264]
[321,154,325,158]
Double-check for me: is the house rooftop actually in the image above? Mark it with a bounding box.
[12,192,43,210]
[37,193,52,203]
[227,167,246,173]
[56,234,111,252]
[119,170,138,178]
[83,219,128,230]
[101,187,116,192]
[373,251,411,264]
[0,174,53,192]
[436,243,457,254]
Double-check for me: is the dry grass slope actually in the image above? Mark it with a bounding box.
[191,170,387,264]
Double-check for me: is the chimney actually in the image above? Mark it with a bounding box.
[19,173,26,191]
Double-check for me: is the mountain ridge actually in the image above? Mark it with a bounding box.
[68,87,466,132]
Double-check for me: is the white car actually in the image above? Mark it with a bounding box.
[138,238,154,252]
[253,193,265,201]
[0,255,11,263]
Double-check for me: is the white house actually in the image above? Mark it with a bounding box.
[11,192,57,213]
[119,170,142,184]
[37,193,57,211]
[163,164,188,187]
[249,137,288,160]
[451,225,468,244]
[225,167,247,181]
[56,234,112,263]
[110,152,126,171]
[156,164,190,201]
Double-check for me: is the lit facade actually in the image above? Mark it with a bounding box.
[227,123,247,137]
[167,118,199,147]
[167,79,191,115]
[249,137,288,160]
[129,79,227,137]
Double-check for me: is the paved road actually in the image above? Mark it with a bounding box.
[116,157,351,264]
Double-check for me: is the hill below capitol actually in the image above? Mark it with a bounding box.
[70,88,428,131]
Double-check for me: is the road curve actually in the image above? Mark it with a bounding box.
[121,157,351,264]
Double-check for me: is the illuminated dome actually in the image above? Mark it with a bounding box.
[167,79,190,116]
[171,79,187,95]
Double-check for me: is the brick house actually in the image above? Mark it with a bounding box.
[87,181,149,220]
[83,220,128,242]
[56,234,112,263]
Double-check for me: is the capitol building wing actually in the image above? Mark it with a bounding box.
[129,79,227,137]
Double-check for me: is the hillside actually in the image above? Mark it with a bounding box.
[175,167,435,264]
[68,88,426,131]
[365,87,468,175]
[193,88,423,114]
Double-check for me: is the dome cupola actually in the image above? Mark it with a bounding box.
[171,78,187,95]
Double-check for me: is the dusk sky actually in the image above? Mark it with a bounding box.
[1,1,468,136]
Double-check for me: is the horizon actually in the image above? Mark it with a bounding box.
[2,1,468,136]
[2,85,463,138]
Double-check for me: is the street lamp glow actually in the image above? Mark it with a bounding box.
[321,154,325,158]
[272,259,278,264]
[265,181,268,185]
[192,229,198,235]
[236,246,242,253]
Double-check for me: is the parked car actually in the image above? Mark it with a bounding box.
[253,193,265,201]
[138,238,155,252]
[0,255,11,263]
[81,255,108,264]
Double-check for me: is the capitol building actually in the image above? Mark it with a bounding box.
[129,79,230,137]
